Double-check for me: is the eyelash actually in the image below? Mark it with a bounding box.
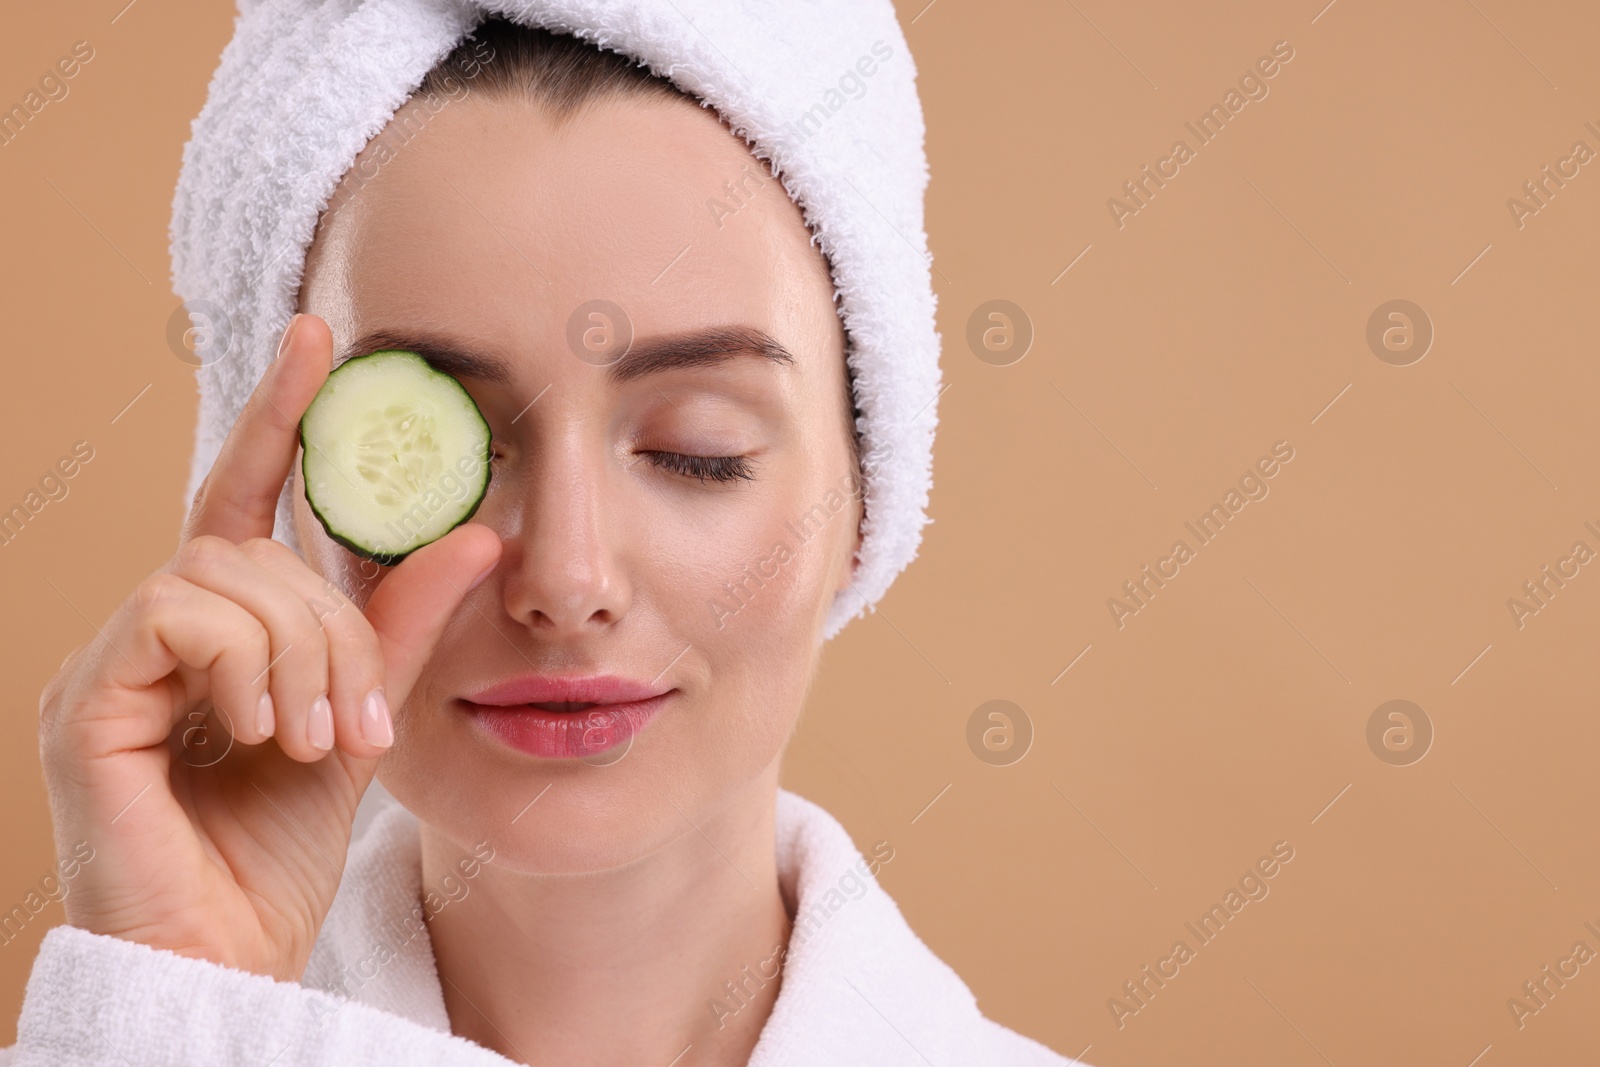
[487,449,755,484]
[644,451,755,484]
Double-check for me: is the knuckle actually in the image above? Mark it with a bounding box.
[175,533,233,574]
[306,577,361,629]
[266,611,327,687]
[310,588,359,638]
[238,536,288,564]
[132,571,185,614]
[297,624,332,671]
[329,625,382,689]
[232,616,270,663]
[289,594,331,648]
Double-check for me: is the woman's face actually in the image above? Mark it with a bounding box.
[291,90,862,872]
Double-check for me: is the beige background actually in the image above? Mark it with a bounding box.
[4,1,1599,1063]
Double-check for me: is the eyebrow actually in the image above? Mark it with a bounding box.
[336,324,797,387]
[336,331,516,386]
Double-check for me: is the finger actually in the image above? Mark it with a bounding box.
[181,313,334,546]
[49,573,269,764]
[239,537,392,758]
[363,522,502,713]
[168,535,335,762]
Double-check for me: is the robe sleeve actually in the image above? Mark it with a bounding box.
[4,925,519,1065]
[977,1015,1088,1065]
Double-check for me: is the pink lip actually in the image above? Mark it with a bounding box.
[460,674,674,759]
[466,674,671,706]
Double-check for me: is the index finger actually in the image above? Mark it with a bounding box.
[182,313,333,545]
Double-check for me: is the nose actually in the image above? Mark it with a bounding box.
[496,423,631,636]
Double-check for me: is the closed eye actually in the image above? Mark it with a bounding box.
[644,451,755,484]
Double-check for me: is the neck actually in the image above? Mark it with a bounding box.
[421,767,792,1067]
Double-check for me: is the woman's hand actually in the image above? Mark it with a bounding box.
[37,313,501,982]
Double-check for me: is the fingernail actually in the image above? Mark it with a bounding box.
[257,691,276,737]
[361,688,394,748]
[276,313,303,362]
[468,561,496,592]
[308,694,334,750]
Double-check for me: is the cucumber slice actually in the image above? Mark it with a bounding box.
[299,349,491,565]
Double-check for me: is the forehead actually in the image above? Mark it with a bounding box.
[304,92,835,355]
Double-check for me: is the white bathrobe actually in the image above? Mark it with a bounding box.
[3,790,1080,1065]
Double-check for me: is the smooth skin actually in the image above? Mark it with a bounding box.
[39,88,863,1067]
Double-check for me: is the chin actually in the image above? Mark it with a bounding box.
[376,690,788,876]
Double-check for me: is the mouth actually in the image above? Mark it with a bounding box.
[525,701,601,713]
[459,674,674,759]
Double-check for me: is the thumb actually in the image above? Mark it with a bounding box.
[362,522,501,708]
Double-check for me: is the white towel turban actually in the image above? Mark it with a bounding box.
[172,0,941,642]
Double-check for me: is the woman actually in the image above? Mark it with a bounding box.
[9,5,1075,1065]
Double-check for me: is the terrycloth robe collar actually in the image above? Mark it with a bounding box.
[10,791,1073,1064]
[301,789,1000,1064]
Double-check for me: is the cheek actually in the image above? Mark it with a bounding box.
[660,523,821,777]
[666,483,849,653]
